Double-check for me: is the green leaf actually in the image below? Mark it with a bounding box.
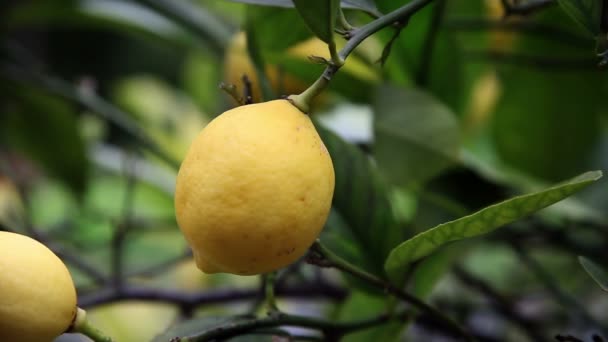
[293,0,339,44]
[341,0,379,15]
[411,244,460,298]
[557,0,603,36]
[182,49,222,114]
[579,256,608,292]
[317,125,406,278]
[384,171,602,281]
[491,8,606,182]
[1,67,180,169]
[4,0,190,49]
[244,23,275,101]
[0,178,27,232]
[373,85,460,188]
[246,6,314,51]
[336,292,404,342]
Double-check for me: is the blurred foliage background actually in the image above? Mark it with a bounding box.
[1,0,608,341]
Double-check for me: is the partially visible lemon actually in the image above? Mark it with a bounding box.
[223,32,379,103]
[175,99,335,275]
[0,231,77,342]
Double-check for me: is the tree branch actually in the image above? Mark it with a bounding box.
[180,309,411,341]
[289,0,435,113]
[78,282,347,309]
[307,241,474,341]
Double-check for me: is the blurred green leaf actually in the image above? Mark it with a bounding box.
[374,1,473,112]
[373,85,460,188]
[385,170,602,282]
[557,0,603,36]
[336,292,403,342]
[493,70,603,181]
[182,50,222,114]
[491,9,605,182]
[225,0,379,15]
[293,0,339,44]
[244,23,275,101]
[133,0,233,52]
[321,209,370,273]
[0,178,26,232]
[28,180,77,229]
[1,68,180,169]
[317,125,406,278]
[579,256,608,292]
[411,244,460,298]
[0,85,88,193]
[84,176,174,222]
[341,0,378,15]
[112,74,208,161]
[125,230,187,275]
[246,6,313,51]
[4,0,189,49]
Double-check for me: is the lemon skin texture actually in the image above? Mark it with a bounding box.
[175,100,335,275]
[0,231,77,342]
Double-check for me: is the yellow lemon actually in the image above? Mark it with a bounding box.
[0,231,77,342]
[174,99,335,275]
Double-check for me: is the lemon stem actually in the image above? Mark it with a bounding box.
[288,0,435,113]
[263,272,279,313]
[70,308,114,342]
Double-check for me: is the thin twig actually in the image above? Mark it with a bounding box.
[307,241,474,341]
[289,0,436,113]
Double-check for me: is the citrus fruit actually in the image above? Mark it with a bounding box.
[223,32,379,104]
[174,99,335,275]
[0,231,77,342]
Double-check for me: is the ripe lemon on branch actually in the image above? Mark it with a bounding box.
[0,231,77,342]
[175,99,334,275]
